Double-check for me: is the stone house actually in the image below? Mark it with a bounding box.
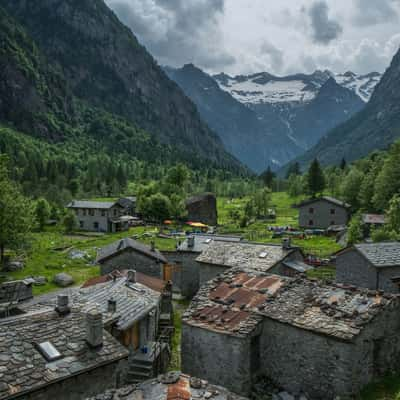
[0,305,128,400]
[186,193,218,226]
[67,200,134,233]
[164,234,243,298]
[295,196,351,229]
[195,240,307,285]
[86,371,247,400]
[336,242,400,293]
[97,238,168,279]
[116,196,137,216]
[20,271,172,384]
[182,268,400,399]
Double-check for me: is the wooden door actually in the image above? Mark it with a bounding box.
[131,322,140,350]
[163,264,173,281]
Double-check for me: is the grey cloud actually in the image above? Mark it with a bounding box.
[260,41,284,72]
[353,0,399,26]
[307,1,343,44]
[106,0,235,70]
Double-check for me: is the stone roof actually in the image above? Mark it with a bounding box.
[21,278,160,331]
[295,196,351,209]
[354,242,400,267]
[96,238,167,264]
[0,279,34,304]
[177,234,243,253]
[86,371,247,400]
[67,200,117,209]
[82,270,167,293]
[186,193,216,205]
[184,269,399,341]
[0,308,128,400]
[195,241,298,272]
[282,259,314,273]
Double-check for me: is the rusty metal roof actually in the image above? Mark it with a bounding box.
[184,268,400,341]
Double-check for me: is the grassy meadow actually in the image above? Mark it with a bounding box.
[2,192,341,294]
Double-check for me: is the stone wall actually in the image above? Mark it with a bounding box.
[377,267,400,293]
[20,360,126,400]
[181,324,252,395]
[73,206,122,232]
[336,250,378,289]
[100,249,163,278]
[299,200,349,229]
[268,250,305,276]
[199,262,229,286]
[163,251,200,298]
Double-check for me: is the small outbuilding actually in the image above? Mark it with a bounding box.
[97,238,169,280]
[336,242,400,293]
[186,193,218,226]
[294,196,350,229]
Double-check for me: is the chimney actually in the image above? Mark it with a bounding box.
[127,269,137,284]
[282,237,292,250]
[55,294,70,315]
[107,298,117,313]
[150,241,156,252]
[86,308,103,348]
[187,236,195,248]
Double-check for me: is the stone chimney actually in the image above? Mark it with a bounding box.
[86,308,103,348]
[187,236,195,248]
[282,237,292,250]
[107,298,117,313]
[127,269,137,284]
[55,294,70,315]
[150,241,156,252]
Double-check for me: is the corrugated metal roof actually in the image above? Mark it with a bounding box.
[67,200,117,209]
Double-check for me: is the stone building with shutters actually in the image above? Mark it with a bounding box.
[182,268,400,399]
[294,196,351,229]
[97,238,169,280]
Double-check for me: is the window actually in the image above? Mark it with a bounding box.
[309,220,314,226]
[330,209,336,215]
[101,210,106,217]
[36,341,62,362]
[75,209,79,216]
[79,221,84,228]
[94,222,99,230]
[83,209,87,216]
[331,221,335,226]
[89,209,95,216]
[113,208,118,216]
[309,207,314,214]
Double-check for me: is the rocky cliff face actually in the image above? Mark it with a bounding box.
[0,0,243,171]
[167,64,365,172]
[288,48,400,169]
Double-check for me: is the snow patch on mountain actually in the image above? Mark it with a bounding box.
[214,70,382,105]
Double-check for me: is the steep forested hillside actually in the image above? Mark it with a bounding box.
[290,47,400,169]
[0,0,244,173]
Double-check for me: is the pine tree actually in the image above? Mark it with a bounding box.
[260,166,275,188]
[306,159,325,197]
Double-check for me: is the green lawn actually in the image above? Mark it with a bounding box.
[218,193,341,257]
[359,375,400,400]
[3,225,178,295]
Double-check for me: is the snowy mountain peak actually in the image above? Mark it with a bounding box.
[213,70,382,105]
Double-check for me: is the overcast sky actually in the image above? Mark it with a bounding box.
[106,0,400,76]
